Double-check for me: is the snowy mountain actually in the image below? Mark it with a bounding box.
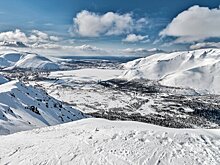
[0,41,28,48]
[0,80,86,135]
[0,118,220,164]
[121,48,220,94]
[0,50,60,70]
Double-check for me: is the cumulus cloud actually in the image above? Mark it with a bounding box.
[70,10,148,37]
[0,29,60,47]
[160,5,220,43]
[49,36,60,42]
[29,30,60,43]
[75,44,106,53]
[0,29,28,43]
[31,43,63,49]
[122,34,149,42]
[190,42,220,49]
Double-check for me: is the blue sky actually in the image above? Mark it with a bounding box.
[0,0,220,55]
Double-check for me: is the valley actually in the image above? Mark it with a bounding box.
[1,48,220,164]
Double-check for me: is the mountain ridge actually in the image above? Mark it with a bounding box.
[0,80,86,135]
[121,48,220,94]
[0,50,60,70]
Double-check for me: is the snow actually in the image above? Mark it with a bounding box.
[1,48,220,164]
[34,69,157,115]
[0,75,8,84]
[121,48,220,94]
[0,118,220,164]
[0,50,60,70]
[11,53,60,70]
[50,68,123,82]
[0,80,86,135]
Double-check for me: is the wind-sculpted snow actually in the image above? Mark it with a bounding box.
[0,80,86,135]
[0,50,60,70]
[121,48,220,94]
[0,118,220,164]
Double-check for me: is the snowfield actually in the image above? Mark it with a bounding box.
[0,118,220,165]
[0,50,60,70]
[0,80,86,135]
[49,68,123,82]
[121,48,220,94]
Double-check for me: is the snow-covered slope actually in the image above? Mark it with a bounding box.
[0,118,220,165]
[121,48,220,94]
[0,75,8,84]
[10,53,60,70]
[0,50,60,70]
[0,80,86,135]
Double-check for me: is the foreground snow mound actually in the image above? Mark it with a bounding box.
[0,118,220,165]
[0,50,60,70]
[121,48,220,94]
[0,80,85,135]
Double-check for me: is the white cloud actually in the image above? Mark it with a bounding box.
[34,43,106,52]
[0,29,28,43]
[160,5,220,43]
[190,42,220,49]
[49,36,60,42]
[71,10,148,37]
[0,29,108,55]
[122,34,148,42]
[29,30,60,43]
[31,43,63,49]
[122,48,147,54]
[75,44,105,52]
[0,29,60,47]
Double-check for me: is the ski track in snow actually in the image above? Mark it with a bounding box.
[0,118,220,165]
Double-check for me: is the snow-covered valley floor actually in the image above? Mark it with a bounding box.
[1,118,220,165]
[27,68,220,129]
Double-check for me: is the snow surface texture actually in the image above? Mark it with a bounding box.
[0,118,220,165]
[0,80,85,135]
[121,48,220,94]
[0,50,60,70]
